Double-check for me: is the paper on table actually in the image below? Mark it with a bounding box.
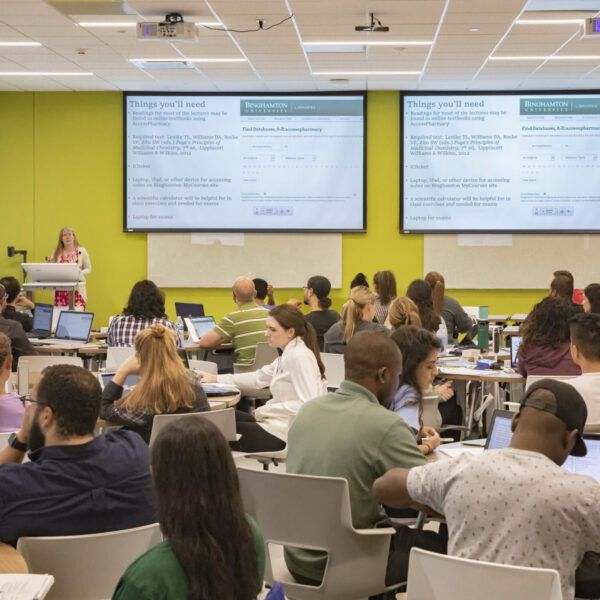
[0,574,55,600]
[439,446,484,458]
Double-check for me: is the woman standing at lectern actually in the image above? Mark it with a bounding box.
[48,227,91,311]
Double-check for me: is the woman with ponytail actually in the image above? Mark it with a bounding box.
[385,297,422,330]
[324,286,388,354]
[373,270,397,324]
[201,304,327,452]
[303,275,340,350]
[100,324,209,443]
[425,271,472,345]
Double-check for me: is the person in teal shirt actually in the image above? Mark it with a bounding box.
[112,418,265,600]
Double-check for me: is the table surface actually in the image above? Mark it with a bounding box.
[0,542,28,574]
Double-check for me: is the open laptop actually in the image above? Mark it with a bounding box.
[483,409,600,484]
[97,372,139,395]
[30,311,94,348]
[175,302,205,319]
[185,316,216,343]
[510,335,523,368]
[27,303,54,338]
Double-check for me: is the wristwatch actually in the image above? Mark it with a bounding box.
[7,432,27,453]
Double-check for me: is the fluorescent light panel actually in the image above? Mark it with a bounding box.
[78,22,136,27]
[516,19,585,24]
[0,42,42,47]
[304,40,432,47]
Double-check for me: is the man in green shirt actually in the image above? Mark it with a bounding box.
[198,276,269,365]
[285,330,446,593]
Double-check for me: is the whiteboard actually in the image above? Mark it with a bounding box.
[148,233,342,288]
[424,234,600,289]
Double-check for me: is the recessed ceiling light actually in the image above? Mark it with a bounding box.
[0,42,42,47]
[130,58,247,63]
[313,70,421,75]
[78,22,137,27]
[489,55,600,60]
[0,71,93,76]
[305,44,364,53]
[304,40,432,47]
[515,19,585,24]
[469,28,480,32]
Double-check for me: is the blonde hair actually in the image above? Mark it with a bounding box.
[117,324,195,414]
[0,333,11,369]
[343,286,375,343]
[50,227,80,262]
[388,297,422,329]
[425,272,445,316]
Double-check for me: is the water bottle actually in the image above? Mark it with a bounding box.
[176,316,185,343]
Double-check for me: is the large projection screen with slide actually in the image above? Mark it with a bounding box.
[401,91,600,233]
[124,92,366,233]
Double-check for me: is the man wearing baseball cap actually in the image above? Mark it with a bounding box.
[373,379,600,600]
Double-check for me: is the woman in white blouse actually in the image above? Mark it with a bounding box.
[201,304,327,452]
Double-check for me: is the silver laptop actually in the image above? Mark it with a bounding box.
[184,316,216,343]
[27,303,54,338]
[31,311,94,347]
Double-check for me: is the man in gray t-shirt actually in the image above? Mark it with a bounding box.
[374,379,600,600]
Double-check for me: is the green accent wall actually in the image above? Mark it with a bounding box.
[0,90,546,326]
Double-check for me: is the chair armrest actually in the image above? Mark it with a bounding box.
[353,527,396,536]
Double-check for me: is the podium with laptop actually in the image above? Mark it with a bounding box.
[21,263,80,310]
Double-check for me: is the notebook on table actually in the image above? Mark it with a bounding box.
[30,311,94,348]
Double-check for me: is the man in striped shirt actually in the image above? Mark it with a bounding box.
[199,277,269,365]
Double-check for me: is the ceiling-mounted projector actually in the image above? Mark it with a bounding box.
[355,12,389,32]
[137,13,198,41]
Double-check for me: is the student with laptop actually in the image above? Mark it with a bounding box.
[568,313,600,427]
[100,324,209,443]
[373,379,600,600]
[0,276,34,332]
[0,283,37,369]
[517,296,581,377]
[107,280,182,348]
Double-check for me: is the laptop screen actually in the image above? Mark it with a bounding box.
[175,302,205,318]
[99,373,139,392]
[55,311,94,341]
[485,411,515,450]
[511,335,523,368]
[562,438,600,484]
[32,303,53,332]
[188,316,216,339]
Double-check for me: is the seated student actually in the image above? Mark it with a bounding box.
[253,277,276,310]
[201,305,327,452]
[373,270,397,325]
[389,326,442,453]
[285,331,446,590]
[373,379,600,600]
[100,325,209,443]
[0,364,156,546]
[0,283,36,369]
[385,296,421,329]
[108,280,182,348]
[303,275,340,351]
[517,296,581,378]
[554,269,584,305]
[584,283,600,314]
[0,333,25,432]
[568,312,600,427]
[199,276,269,366]
[112,417,265,600]
[323,286,387,354]
[0,276,34,333]
[425,272,472,345]
[406,279,448,350]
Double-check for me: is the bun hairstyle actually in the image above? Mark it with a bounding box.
[350,272,369,289]
[118,324,195,414]
[269,305,325,379]
[425,271,445,316]
[387,297,422,329]
[343,286,376,343]
[306,275,332,310]
[373,271,397,306]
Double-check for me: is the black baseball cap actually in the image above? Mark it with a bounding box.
[521,379,588,456]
